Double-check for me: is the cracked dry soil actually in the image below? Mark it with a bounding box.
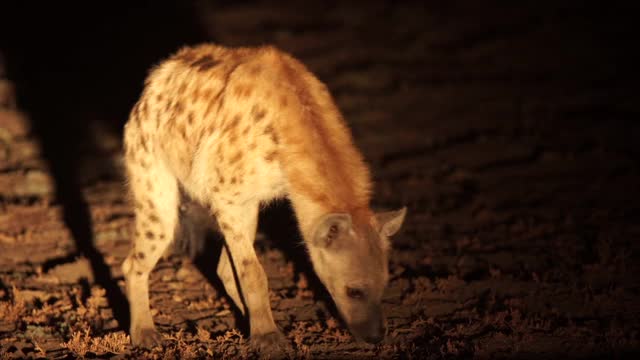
[1,1,639,359]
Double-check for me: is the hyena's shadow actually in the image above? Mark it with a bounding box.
[2,2,207,333]
[180,197,340,333]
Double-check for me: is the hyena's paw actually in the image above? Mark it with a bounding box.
[251,331,291,356]
[131,327,163,349]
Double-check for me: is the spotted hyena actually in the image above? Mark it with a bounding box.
[121,43,407,351]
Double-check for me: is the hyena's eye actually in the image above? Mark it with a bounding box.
[346,287,365,299]
[327,224,339,240]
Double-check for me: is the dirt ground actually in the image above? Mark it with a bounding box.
[1,1,639,359]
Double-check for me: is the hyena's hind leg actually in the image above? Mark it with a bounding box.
[122,144,179,348]
[176,200,245,315]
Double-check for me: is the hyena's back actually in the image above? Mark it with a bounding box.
[125,43,371,215]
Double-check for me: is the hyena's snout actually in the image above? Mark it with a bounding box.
[349,305,386,344]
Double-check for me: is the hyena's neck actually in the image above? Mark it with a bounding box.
[267,48,374,235]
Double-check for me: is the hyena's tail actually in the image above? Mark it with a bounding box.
[171,192,216,259]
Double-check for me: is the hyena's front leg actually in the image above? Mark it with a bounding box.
[122,152,179,348]
[215,202,286,350]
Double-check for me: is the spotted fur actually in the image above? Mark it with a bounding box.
[121,43,407,351]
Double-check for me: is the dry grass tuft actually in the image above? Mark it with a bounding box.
[143,327,256,359]
[60,328,129,358]
[0,286,26,330]
[211,329,253,358]
[0,298,25,324]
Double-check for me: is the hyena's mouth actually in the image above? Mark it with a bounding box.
[348,313,386,344]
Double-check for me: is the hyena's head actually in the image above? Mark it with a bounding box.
[307,207,407,344]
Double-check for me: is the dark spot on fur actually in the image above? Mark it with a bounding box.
[139,158,149,169]
[225,114,241,133]
[156,93,164,102]
[249,64,262,76]
[145,231,155,240]
[177,122,187,139]
[139,136,149,153]
[206,122,216,135]
[177,51,197,64]
[233,85,244,98]
[229,151,242,165]
[150,245,157,251]
[264,125,279,144]
[265,150,278,162]
[228,132,238,145]
[220,222,230,231]
[141,101,149,117]
[148,214,159,223]
[212,186,220,193]
[251,105,267,121]
[187,112,194,125]
[203,98,216,118]
[136,271,143,276]
[192,55,219,71]
[137,252,145,260]
[174,101,184,115]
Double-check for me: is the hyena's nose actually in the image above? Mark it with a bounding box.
[363,319,386,344]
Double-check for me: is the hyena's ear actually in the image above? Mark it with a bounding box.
[375,207,407,237]
[313,213,352,248]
